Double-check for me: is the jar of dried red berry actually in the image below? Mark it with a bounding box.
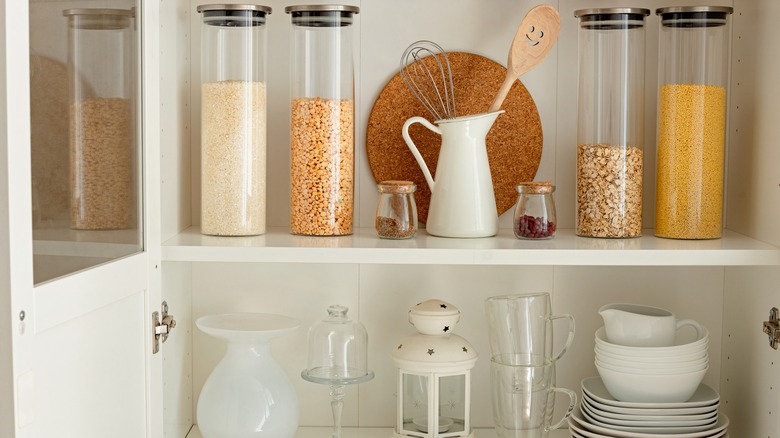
[513,182,557,239]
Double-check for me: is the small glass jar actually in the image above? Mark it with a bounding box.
[574,8,649,238]
[655,6,733,240]
[286,5,359,236]
[64,8,136,230]
[513,182,556,239]
[375,181,417,240]
[197,4,270,236]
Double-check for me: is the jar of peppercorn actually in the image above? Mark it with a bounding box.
[376,181,417,239]
[513,182,557,239]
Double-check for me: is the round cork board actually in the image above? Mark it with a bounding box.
[366,52,543,224]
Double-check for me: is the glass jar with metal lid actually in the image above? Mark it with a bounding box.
[286,5,360,236]
[197,4,271,236]
[574,8,649,239]
[63,8,136,230]
[654,6,733,240]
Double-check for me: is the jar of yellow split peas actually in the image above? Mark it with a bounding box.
[655,6,733,239]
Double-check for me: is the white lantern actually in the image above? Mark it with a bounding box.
[391,299,477,438]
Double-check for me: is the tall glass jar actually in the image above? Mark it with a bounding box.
[197,4,270,236]
[286,5,359,236]
[655,7,733,240]
[64,8,135,230]
[574,8,649,238]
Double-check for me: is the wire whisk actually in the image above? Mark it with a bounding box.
[400,40,457,121]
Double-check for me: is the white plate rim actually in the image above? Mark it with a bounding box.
[569,414,729,438]
[570,408,729,438]
[581,402,717,431]
[582,376,720,408]
[581,397,719,424]
[583,390,720,416]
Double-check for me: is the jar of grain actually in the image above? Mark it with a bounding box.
[286,5,359,236]
[197,4,271,236]
[513,182,556,240]
[655,6,733,240]
[376,181,417,240]
[574,8,649,239]
[64,8,136,230]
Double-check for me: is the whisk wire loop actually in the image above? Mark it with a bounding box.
[400,40,457,121]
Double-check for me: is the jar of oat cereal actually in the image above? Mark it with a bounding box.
[574,8,649,238]
[197,4,270,236]
[655,7,733,240]
[376,181,417,240]
[64,8,136,230]
[286,5,359,236]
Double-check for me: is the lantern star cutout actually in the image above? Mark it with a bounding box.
[443,326,450,332]
[440,304,447,309]
[462,346,468,353]
[427,348,435,355]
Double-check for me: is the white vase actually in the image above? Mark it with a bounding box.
[196,313,300,438]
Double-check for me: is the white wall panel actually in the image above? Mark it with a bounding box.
[722,266,780,437]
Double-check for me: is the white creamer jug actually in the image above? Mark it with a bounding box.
[402,111,503,238]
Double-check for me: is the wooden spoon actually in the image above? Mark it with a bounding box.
[488,5,561,113]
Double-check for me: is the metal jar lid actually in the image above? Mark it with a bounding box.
[197,4,271,27]
[574,8,650,18]
[285,4,359,27]
[657,6,733,28]
[63,8,134,30]
[574,8,650,30]
[196,4,272,14]
[656,6,733,15]
[284,4,360,14]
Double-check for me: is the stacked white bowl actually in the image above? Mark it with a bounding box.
[595,325,709,403]
[594,303,709,403]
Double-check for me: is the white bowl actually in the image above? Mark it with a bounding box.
[595,326,709,357]
[595,344,707,363]
[595,358,708,375]
[595,352,708,370]
[596,363,708,403]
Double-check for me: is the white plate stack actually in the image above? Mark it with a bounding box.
[569,323,728,437]
[568,377,727,438]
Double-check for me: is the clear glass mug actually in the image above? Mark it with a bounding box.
[490,355,576,438]
[485,293,575,363]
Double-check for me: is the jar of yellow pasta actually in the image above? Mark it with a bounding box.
[655,6,733,239]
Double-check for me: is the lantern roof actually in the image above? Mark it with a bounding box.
[392,299,478,372]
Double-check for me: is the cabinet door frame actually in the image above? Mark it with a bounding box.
[1,0,163,436]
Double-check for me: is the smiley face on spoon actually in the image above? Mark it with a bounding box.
[525,25,544,46]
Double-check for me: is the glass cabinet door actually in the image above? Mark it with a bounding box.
[30,0,142,284]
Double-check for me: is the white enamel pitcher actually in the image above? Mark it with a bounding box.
[402,110,504,238]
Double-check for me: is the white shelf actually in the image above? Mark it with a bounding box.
[186,426,571,438]
[161,227,780,266]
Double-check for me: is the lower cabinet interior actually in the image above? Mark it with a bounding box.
[161,263,780,436]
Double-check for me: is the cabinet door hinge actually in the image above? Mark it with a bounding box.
[762,307,780,350]
[152,301,177,354]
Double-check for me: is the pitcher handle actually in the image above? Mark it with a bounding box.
[402,116,440,192]
[547,387,577,431]
[550,314,575,362]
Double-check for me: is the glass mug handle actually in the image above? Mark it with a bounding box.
[547,387,577,431]
[550,314,575,362]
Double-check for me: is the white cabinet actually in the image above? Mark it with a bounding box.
[2,0,779,437]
